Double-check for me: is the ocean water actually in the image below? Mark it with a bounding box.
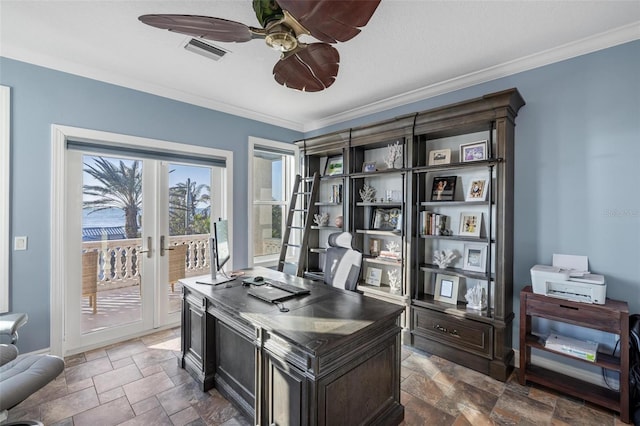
[83,207,125,228]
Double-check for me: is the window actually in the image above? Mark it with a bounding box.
[248,137,298,267]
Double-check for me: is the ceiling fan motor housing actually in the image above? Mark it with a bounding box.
[265,24,298,52]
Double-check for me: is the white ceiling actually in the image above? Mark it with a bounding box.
[1,1,639,132]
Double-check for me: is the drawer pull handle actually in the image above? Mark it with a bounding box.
[434,324,460,337]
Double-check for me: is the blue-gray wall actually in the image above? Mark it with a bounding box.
[2,39,639,354]
[316,39,640,356]
[0,57,302,352]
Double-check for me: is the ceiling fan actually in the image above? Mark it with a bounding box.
[139,0,381,92]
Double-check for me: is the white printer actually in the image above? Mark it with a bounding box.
[530,254,606,304]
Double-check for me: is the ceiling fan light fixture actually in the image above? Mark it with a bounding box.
[265,25,298,52]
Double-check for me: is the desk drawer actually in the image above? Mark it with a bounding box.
[412,308,493,358]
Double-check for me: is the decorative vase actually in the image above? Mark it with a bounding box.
[335,215,343,228]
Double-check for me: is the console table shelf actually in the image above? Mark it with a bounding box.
[519,286,630,423]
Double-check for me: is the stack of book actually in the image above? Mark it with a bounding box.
[377,250,401,262]
[420,211,449,236]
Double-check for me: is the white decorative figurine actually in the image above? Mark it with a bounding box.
[313,212,329,227]
[359,184,376,203]
[387,269,401,293]
[465,284,487,310]
[386,241,400,254]
[433,249,457,269]
[384,141,402,169]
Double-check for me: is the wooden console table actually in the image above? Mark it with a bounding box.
[519,286,630,423]
[180,267,405,426]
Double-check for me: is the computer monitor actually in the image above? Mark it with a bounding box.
[211,219,230,278]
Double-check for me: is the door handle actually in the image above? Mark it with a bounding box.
[138,236,152,258]
[160,235,175,257]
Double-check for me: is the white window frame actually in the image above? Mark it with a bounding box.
[0,86,10,313]
[248,136,298,268]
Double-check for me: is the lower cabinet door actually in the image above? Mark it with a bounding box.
[263,352,308,426]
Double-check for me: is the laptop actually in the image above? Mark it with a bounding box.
[248,286,296,303]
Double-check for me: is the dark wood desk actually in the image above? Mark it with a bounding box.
[180,267,405,426]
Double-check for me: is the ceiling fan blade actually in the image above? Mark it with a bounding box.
[139,14,261,43]
[273,43,339,92]
[276,0,381,43]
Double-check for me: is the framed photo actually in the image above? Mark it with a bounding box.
[365,267,382,286]
[326,156,343,176]
[369,238,382,257]
[434,274,459,305]
[428,148,451,165]
[465,178,488,201]
[460,140,487,162]
[363,161,377,172]
[459,212,482,237]
[371,208,402,231]
[463,244,487,272]
[430,176,456,201]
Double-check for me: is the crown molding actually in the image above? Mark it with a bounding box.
[303,22,640,133]
[2,21,637,134]
[0,47,305,132]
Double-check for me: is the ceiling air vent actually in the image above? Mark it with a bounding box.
[183,38,228,61]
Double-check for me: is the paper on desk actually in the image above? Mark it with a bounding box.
[552,254,589,277]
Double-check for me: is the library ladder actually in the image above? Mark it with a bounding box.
[277,172,320,277]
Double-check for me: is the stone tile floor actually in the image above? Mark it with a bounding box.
[3,327,624,425]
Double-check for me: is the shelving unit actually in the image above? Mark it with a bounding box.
[519,286,630,424]
[296,89,525,371]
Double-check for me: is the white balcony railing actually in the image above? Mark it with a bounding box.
[82,234,210,291]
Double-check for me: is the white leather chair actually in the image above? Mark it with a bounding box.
[0,314,65,425]
[323,232,362,292]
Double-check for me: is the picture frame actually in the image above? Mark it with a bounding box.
[365,267,382,286]
[371,208,402,231]
[460,140,487,162]
[363,161,377,172]
[434,274,459,305]
[428,148,451,166]
[369,238,382,257]
[326,156,343,176]
[430,176,457,201]
[459,212,482,237]
[465,178,488,202]
[463,244,487,272]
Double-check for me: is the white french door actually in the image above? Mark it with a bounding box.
[51,126,232,356]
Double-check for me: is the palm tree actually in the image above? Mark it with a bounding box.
[169,178,211,235]
[83,157,142,238]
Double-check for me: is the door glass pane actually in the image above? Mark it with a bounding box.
[167,164,211,314]
[81,155,142,334]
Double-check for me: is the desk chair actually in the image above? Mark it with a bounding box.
[0,315,65,425]
[323,232,362,291]
[0,313,28,344]
[82,251,99,314]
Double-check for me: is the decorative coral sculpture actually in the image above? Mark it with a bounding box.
[465,284,487,310]
[359,184,376,202]
[433,249,457,269]
[384,141,402,169]
[313,212,329,227]
[387,269,401,293]
[386,241,400,254]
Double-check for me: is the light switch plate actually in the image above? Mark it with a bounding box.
[14,236,27,251]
